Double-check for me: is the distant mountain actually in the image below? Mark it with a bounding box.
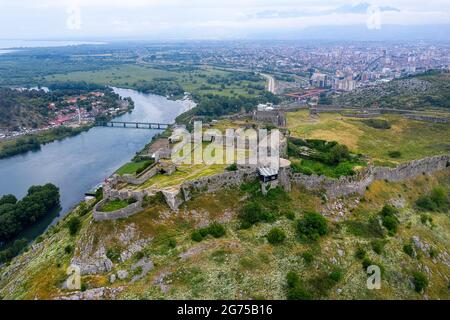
[249,25,450,41]
[251,2,400,20]
[335,3,400,14]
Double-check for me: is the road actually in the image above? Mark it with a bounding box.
[261,73,276,94]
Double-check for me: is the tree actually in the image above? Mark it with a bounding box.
[0,194,17,206]
[67,216,81,236]
[296,212,328,241]
[380,205,399,235]
[412,271,428,293]
[0,184,59,242]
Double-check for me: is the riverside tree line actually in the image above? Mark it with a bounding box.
[0,183,60,262]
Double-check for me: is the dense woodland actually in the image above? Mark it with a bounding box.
[177,91,281,123]
[0,184,60,244]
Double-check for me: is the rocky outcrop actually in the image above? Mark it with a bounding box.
[71,245,114,275]
[56,286,124,300]
[161,187,184,211]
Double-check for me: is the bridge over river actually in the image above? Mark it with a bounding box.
[97,121,172,130]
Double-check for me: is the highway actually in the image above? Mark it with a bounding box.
[261,73,276,94]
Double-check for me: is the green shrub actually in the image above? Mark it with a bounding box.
[106,247,121,262]
[362,257,375,270]
[371,239,386,255]
[355,247,367,260]
[207,223,226,238]
[192,223,226,242]
[296,212,328,242]
[67,216,81,236]
[226,163,238,171]
[329,270,343,283]
[380,205,399,235]
[134,251,145,260]
[287,285,312,300]
[362,119,391,129]
[286,271,311,300]
[77,202,90,216]
[301,251,314,265]
[239,201,272,227]
[284,211,295,220]
[191,231,204,242]
[416,187,449,212]
[64,245,73,254]
[416,196,437,211]
[412,271,428,293]
[430,187,449,210]
[167,239,177,249]
[403,244,414,257]
[344,218,385,238]
[286,271,300,288]
[267,227,286,244]
[420,214,433,226]
[429,248,438,259]
[388,151,402,158]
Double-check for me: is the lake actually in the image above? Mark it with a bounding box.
[0,88,185,238]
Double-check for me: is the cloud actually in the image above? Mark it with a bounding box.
[246,2,400,20]
[0,0,448,40]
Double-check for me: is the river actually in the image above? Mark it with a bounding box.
[0,88,185,239]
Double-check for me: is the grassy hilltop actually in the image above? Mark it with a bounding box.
[0,168,449,300]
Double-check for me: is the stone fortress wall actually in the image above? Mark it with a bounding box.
[93,153,449,221]
[291,154,450,198]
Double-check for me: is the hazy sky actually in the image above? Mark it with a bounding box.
[1,0,449,40]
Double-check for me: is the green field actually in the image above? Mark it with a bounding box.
[287,111,450,164]
[45,64,266,98]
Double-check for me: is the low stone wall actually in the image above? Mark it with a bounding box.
[181,169,259,201]
[291,154,450,198]
[404,114,450,123]
[93,198,144,221]
[117,164,160,185]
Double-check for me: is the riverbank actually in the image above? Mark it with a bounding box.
[0,98,135,160]
[0,125,92,159]
[0,88,187,234]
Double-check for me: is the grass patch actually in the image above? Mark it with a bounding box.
[287,111,450,163]
[116,160,154,176]
[99,199,135,212]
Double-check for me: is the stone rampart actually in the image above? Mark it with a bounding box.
[291,154,450,198]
